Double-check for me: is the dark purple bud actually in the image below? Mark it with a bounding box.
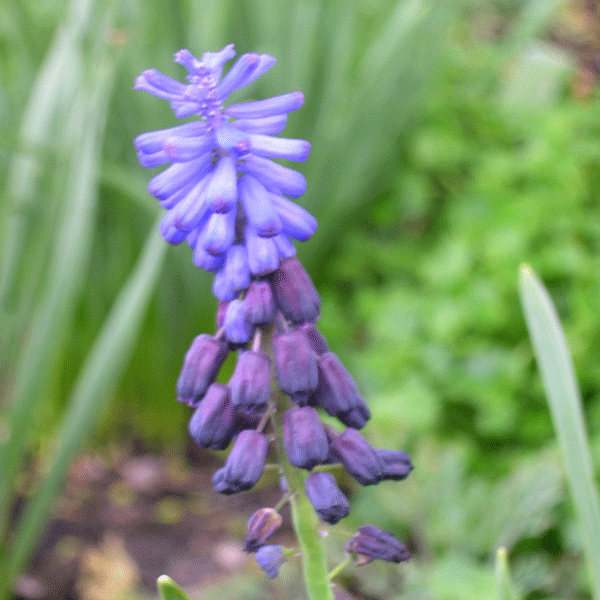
[212,430,269,494]
[229,350,271,413]
[338,400,371,429]
[345,525,410,564]
[314,352,370,428]
[177,334,229,406]
[305,472,350,525]
[300,323,329,355]
[244,280,275,326]
[188,383,236,450]
[273,329,318,404]
[377,449,413,481]
[244,508,283,552]
[330,428,383,486]
[282,406,328,470]
[255,545,285,578]
[269,257,320,324]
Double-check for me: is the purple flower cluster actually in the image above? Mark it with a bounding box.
[135,44,413,581]
[134,45,315,304]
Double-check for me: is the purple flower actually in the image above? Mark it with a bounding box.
[188,383,236,450]
[345,525,410,564]
[212,429,269,494]
[305,472,350,525]
[243,280,275,326]
[176,334,229,406]
[272,329,318,404]
[269,257,321,324]
[330,428,384,486]
[244,508,283,552]
[377,449,414,481]
[313,352,370,428]
[229,350,271,413]
[282,406,328,470]
[134,45,315,296]
[255,545,286,578]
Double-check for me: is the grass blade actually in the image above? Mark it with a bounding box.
[518,263,600,599]
[495,547,519,600]
[0,219,167,596]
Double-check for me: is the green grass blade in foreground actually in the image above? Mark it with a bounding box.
[495,547,520,600]
[518,264,600,600]
[0,219,167,595]
[157,575,194,600]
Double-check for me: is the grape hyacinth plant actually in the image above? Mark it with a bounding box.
[135,45,413,599]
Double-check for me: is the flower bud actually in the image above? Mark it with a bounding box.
[300,323,329,355]
[212,430,269,494]
[314,352,370,428]
[282,406,328,470]
[244,508,283,552]
[188,383,236,450]
[269,257,320,324]
[305,472,350,525]
[229,350,271,413]
[223,299,252,344]
[255,545,286,578]
[330,428,383,486]
[338,401,371,429]
[377,449,413,481]
[272,329,318,404]
[244,280,276,326]
[177,334,229,406]
[345,525,410,564]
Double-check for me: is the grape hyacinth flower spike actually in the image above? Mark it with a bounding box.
[136,45,413,599]
[134,44,315,303]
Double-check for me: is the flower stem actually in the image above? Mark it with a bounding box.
[275,417,335,600]
[261,320,334,600]
[328,555,352,581]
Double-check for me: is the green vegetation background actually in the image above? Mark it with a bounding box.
[2,0,600,598]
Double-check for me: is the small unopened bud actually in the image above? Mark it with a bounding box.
[269,257,320,324]
[223,299,252,344]
[244,508,283,552]
[338,401,371,429]
[177,334,229,406]
[377,449,413,481]
[188,383,236,450]
[212,430,269,494]
[244,280,276,326]
[345,525,410,564]
[300,323,329,355]
[255,545,286,578]
[330,428,383,486]
[272,329,318,404]
[229,350,271,413]
[314,352,370,428]
[282,406,328,470]
[305,472,350,525]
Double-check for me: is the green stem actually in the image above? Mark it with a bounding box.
[328,555,352,581]
[274,417,335,600]
[260,322,334,600]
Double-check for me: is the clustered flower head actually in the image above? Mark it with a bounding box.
[134,44,315,303]
[135,44,413,582]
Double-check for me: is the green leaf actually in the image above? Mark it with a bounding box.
[519,264,600,600]
[157,575,194,600]
[495,547,520,600]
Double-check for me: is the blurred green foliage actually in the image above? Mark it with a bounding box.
[1,0,600,598]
